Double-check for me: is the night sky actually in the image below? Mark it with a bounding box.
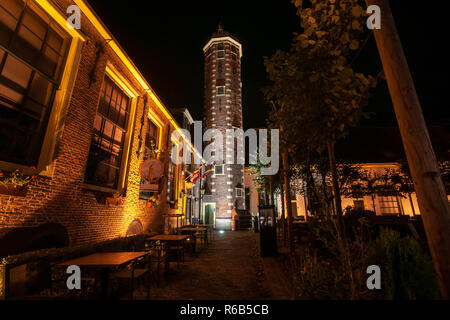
[87,1,450,130]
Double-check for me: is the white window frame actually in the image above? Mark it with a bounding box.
[214,164,224,175]
[217,86,225,96]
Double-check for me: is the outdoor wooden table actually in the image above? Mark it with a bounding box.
[146,234,189,242]
[180,228,201,253]
[56,251,148,299]
[146,235,189,269]
[182,227,208,247]
[163,214,184,234]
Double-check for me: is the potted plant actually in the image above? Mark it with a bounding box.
[146,194,160,208]
[0,169,35,196]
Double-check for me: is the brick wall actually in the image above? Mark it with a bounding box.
[0,0,178,246]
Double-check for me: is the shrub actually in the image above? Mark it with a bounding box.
[344,206,376,219]
[367,228,440,300]
[292,218,439,299]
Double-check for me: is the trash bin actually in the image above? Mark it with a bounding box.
[259,224,277,257]
[253,217,259,233]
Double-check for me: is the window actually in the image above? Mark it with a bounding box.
[353,199,365,210]
[0,0,69,166]
[379,196,401,215]
[84,76,130,189]
[144,119,159,157]
[167,141,179,206]
[214,164,224,175]
[236,188,244,197]
[139,119,160,200]
[217,86,225,96]
[217,42,224,58]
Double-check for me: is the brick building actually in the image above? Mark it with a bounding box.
[202,25,245,230]
[0,0,200,256]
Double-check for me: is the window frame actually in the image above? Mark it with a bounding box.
[167,137,180,206]
[217,42,224,59]
[216,86,225,96]
[353,198,365,210]
[147,108,164,157]
[82,65,138,193]
[0,0,85,177]
[236,187,244,197]
[214,164,224,175]
[378,195,402,215]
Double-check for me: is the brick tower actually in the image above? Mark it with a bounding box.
[202,25,244,230]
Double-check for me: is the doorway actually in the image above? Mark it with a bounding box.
[202,203,216,227]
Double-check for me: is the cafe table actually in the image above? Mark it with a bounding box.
[196,224,215,241]
[57,251,148,299]
[146,235,189,270]
[181,227,208,248]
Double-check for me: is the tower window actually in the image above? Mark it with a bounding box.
[218,43,224,50]
[217,50,224,58]
[236,188,244,197]
[214,165,224,175]
[217,86,225,96]
[232,53,237,61]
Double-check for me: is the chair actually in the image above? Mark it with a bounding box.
[166,242,184,268]
[109,255,151,300]
[196,229,207,248]
[146,241,167,286]
[50,263,96,298]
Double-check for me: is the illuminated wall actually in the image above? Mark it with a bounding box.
[0,0,199,247]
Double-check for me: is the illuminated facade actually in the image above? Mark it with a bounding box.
[0,0,201,255]
[243,163,450,220]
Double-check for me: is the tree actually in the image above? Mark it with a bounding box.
[264,0,376,236]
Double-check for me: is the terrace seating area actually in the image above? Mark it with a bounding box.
[0,226,217,300]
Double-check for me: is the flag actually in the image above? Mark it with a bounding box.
[189,169,201,184]
[202,169,213,181]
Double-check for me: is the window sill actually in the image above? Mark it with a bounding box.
[0,160,55,179]
[82,183,120,195]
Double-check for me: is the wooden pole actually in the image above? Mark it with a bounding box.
[269,176,276,226]
[280,183,287,247]
[327,139,345,238]
[282,152,295,254]
[366,0,450,298]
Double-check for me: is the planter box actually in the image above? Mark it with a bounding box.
[106,197,122,205]
[0,184,28,197]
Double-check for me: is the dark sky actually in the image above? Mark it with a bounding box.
[87,1,450,130]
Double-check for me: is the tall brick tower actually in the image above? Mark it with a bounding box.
[202,25,244,230]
